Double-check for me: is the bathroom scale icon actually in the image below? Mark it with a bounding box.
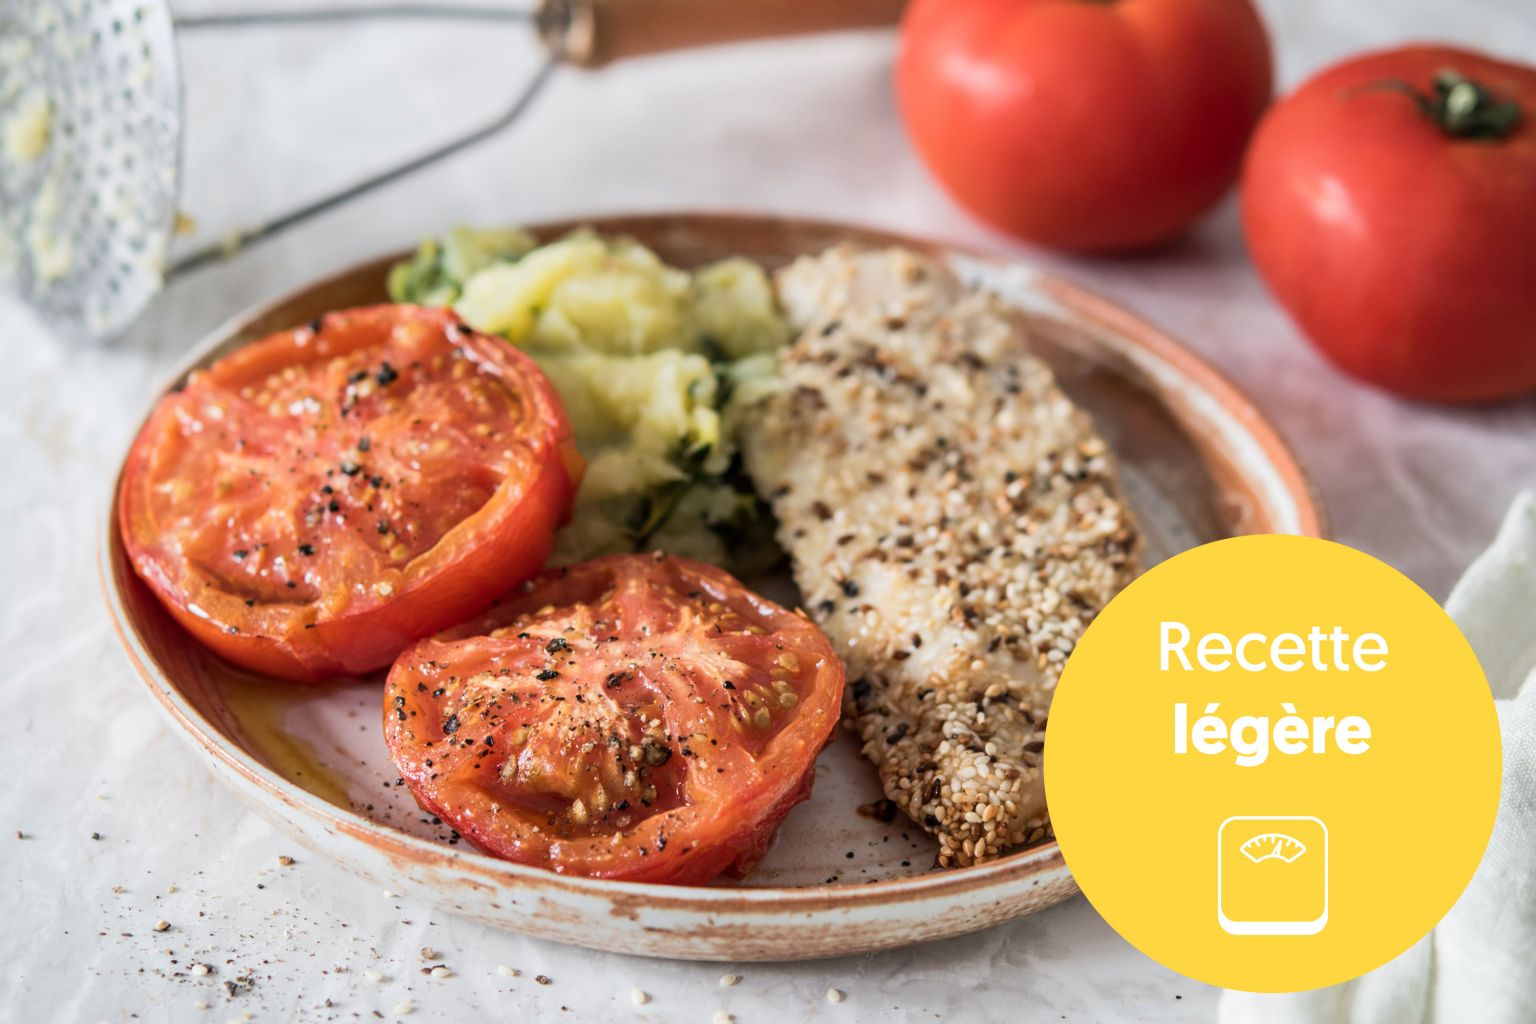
[1217,816,1329,936]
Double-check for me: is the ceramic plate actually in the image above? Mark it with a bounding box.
[101,213,1324,961]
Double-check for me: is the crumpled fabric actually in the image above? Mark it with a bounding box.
[1220,491,1536,1024]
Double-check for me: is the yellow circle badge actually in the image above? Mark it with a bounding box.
[1045,535,1500,992]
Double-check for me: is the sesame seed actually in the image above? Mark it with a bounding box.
[712,1013,734,1024]
[363,969,384,983]
[429,966,451,979]
[152,920,170,932]
[393,999,414,1015]
[496,964,518,977]
[750,250,1139,867]
[719,973,740,987]
[631,989,650,1005]
[827,988,846,1004]
[277,855,294,866]
[190,963,210,976]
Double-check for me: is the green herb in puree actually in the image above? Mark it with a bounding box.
[388,227,787,573]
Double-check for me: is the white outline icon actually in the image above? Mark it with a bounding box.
[1217,815,1328,936]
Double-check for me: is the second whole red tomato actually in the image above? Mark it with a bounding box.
[897,0,1273,252]
[1242,46,1536,403]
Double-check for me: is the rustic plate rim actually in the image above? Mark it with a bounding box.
[99,210,1326,915]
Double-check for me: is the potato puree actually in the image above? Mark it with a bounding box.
[389,227,787,571]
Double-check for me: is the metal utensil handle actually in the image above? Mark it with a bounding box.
[169,57,558,277]
[169,5,548,277]
[541,0,907,68]
[170,0,907,277]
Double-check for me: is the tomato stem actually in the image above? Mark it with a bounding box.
[1363,69,1523,140]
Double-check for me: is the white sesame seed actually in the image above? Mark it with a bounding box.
[153,919,170,932]
[631,989,650,1005]
[719,973,740,988]
[496,964,518,977]
[194,1002,208,1011]
[190,963,210,976]
[381,890,396,899]
[363,969,384,983]
[712,1013,734,1024]
[429,966,451,979]
[165,884,178,894]
[393,1000,414,1015]
[753,248,1139,870]
[827,988,846,1003]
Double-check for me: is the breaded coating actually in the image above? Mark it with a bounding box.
[742,246,1140,866]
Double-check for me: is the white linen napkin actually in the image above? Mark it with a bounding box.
[1219,490,1536,1024]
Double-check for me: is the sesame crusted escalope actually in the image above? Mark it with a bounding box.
[742,246,1141,867]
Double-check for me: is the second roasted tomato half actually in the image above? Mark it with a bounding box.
[118,305,583,682]
[383,554,846,884]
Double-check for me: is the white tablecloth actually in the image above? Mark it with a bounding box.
[4,1,1533,1020]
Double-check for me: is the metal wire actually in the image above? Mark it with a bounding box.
[176,5,532,30]
[169,54,560,276]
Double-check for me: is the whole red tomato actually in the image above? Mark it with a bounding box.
[896,0,1273,252]
[1243,47,1536,402]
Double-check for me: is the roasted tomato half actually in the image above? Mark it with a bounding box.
[383,554,845,884]
[119,305,582,682]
